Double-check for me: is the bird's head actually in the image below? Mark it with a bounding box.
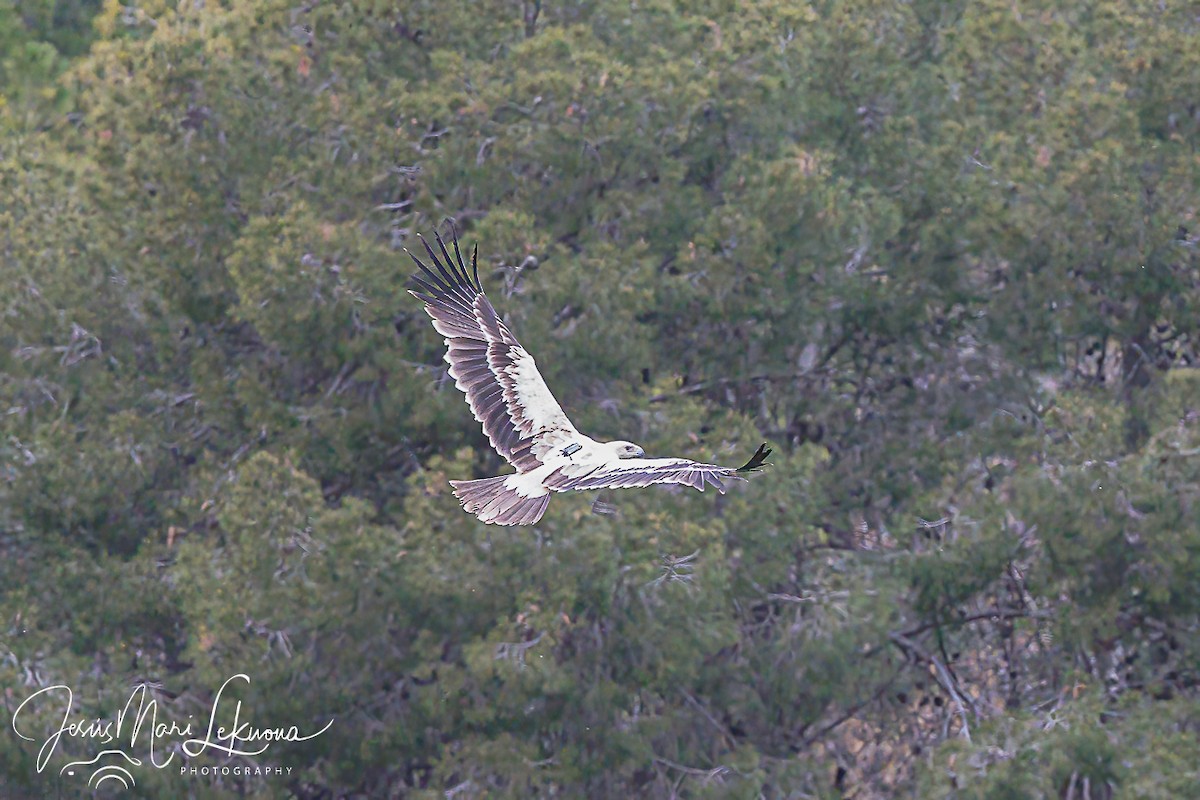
[608,440,646,459]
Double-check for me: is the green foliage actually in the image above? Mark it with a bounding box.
[1,0,1198,797]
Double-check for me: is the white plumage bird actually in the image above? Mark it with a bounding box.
[408,230,771,526]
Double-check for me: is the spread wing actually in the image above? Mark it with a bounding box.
[408,231,578,472]
[544,444,772,494]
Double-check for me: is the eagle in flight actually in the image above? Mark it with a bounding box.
[408,230,771,526]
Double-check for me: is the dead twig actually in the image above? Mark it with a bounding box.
[888,632,972,742]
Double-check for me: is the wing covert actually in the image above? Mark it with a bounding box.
[543,444,772,494]
[545,457,738,494]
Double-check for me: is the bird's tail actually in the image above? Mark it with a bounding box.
[449,476,550,526]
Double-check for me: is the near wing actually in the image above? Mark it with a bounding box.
[545,444,772,494]
[408,231,578,472]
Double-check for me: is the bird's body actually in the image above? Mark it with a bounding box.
[407,230,770,525]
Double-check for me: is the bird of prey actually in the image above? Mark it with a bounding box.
[407,230,771,526]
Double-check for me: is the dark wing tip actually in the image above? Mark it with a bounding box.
[471,243,481,291]
[433,229,460,280]
[735,443,772,473]
[407,229,485,305]
[448,227,472,288]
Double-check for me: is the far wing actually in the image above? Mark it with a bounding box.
[408,231,578,471]
[544,444,772,494]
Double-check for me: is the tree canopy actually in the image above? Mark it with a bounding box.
[1,1,1198,797]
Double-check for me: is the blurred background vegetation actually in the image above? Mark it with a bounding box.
[1,1,1198,797]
